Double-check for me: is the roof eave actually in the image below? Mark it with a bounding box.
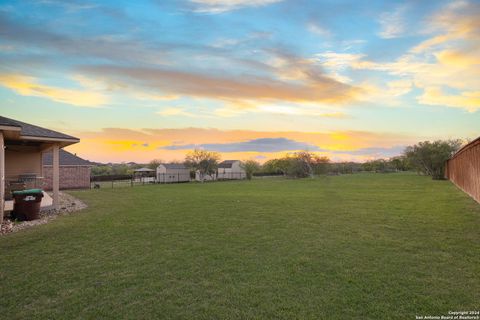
[0,125,21,131]
[21,135,80,148]
[21,135,79,142]
[43,164,93,167]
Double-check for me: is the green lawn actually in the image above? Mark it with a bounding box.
[1,173,479,319]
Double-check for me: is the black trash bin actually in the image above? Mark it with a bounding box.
[12,189,44,221]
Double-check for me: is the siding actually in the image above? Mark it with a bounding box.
[156,164,190,183]
[445,138,480,203]
[157,171,190,183]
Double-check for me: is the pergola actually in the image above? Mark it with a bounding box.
[0,116,79,222]
[133,167,155,176]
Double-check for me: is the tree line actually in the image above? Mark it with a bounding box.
[91,139,463,180]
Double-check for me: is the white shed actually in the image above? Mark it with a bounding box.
[157,163,190,183]
[217,160,246,180]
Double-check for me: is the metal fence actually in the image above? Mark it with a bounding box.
[90,172,248,189]
[157,173,191,183]
[445,137,480,203]
[91,174,132,189]
[216,172,247,180]
[4,175,45,200]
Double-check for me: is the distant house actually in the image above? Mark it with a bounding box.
[157,163,190,183]
[43,150,92,190]
[217,160,246,180]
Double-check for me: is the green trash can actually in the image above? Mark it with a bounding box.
[12,189,44,221]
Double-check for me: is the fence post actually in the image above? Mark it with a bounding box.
[111,179,114,188]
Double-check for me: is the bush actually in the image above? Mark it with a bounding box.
[241,160,260,180]
[404,140,463,180]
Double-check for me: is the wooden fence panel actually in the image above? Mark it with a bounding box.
[445,137,480,203]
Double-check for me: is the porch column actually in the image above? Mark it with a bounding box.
[52,143,60,209]
[0,131,4,223]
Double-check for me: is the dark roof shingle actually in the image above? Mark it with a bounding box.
[43,149,93,166]
[134,167,155,172]
[218,160,239,168]
[161,163,188,170]
[0,116,78,140]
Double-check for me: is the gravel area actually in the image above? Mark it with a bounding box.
[1,192,87,235]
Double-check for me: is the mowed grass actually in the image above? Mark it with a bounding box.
[1,173,479,319]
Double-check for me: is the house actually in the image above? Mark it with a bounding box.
[157,163,190,183]
[42,150,92,190]
[217,160,246,180]
[0,116,80,222]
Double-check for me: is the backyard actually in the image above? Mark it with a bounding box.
[0,173,479,319]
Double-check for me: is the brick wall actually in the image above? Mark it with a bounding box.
[43,166,91,190]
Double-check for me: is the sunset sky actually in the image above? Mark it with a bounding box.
[1,0,479,163]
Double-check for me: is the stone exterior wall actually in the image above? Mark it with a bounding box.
[43,166,91,190]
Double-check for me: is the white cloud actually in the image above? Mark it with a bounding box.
[378,5,407,39]
[307,23,331,37]
[189,0,282,13]
[315,52,365,69]
[310,1,480,112]
[216,100,353,118]
[157,107,213,118]
[157,107,192,117]
[387,79,413,97]
[314,52,365,83]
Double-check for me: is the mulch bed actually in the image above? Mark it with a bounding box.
[1,192,87,235]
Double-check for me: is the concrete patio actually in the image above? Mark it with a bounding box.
[4,191,53,212]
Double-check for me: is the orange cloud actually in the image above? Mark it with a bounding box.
[412,1,480,53]
[0,73,108,107]
[66,127,416,163]
[80,61,361,106]
[435,50,480,68]
[418,87,480,112]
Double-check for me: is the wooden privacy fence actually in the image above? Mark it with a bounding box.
[445,137,480,203]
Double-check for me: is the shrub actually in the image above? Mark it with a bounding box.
[404,140,463,180]
[241,160,261,180]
